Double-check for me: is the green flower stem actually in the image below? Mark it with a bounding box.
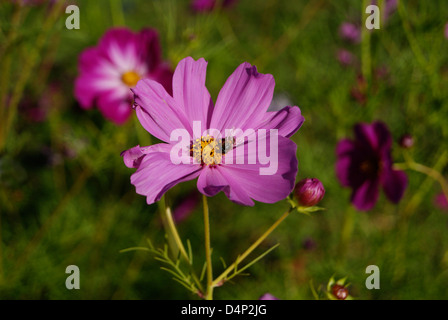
[203,195,214,300]
[211,206,294,288]
[165,206,190,263]
[157,196,179,259]
[158,195,203,294]
[164,205,204,293]
[394,154,448,206]
[392,152,447,281]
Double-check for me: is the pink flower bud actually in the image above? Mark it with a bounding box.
[294,178,325,207]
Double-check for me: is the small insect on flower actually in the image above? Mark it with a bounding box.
[335,121,408,211]
[74,27,173,125]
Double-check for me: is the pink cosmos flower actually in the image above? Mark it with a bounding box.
[74,28,173,125]
[122,57,304,206]
[336,121,408,211]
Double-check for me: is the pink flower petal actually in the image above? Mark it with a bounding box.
[121,145,151,168]
[172,57,213,134]
[137,28,162,73]
[255,106,305,138]
[97,90,133,125]
[210,62,275,132]
[130,144,202,204]
[132,79,192,142]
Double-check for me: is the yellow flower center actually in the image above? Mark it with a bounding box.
[121,71,140,87]
[191,135,235,165]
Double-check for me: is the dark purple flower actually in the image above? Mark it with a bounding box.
[191,0,237,12]
[75,27,173,125]
[339,22,361,44]
[294,178,325,207]
[434,192,448,211]
[336,121,408,211]
[259,293,279,300]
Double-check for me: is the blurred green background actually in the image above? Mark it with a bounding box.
[0,0,448,299]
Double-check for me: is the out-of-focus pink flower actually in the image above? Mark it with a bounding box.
[435,192,448,211]
[339,22,361,44]
[337,49,354,67]
[75,27,173,125]
[191,0,237,12]
[336,121,408,211]
[445,23,448,39]
[259,293,279,300]
[122,57,304,206]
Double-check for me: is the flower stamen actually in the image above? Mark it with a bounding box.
[121,71,140,87]
[191,135,235,165]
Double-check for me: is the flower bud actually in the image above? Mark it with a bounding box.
[294,178,325,207]
[331,284,349,300]
[399,134,414,149]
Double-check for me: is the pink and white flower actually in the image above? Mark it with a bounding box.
[74,27,173,125]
